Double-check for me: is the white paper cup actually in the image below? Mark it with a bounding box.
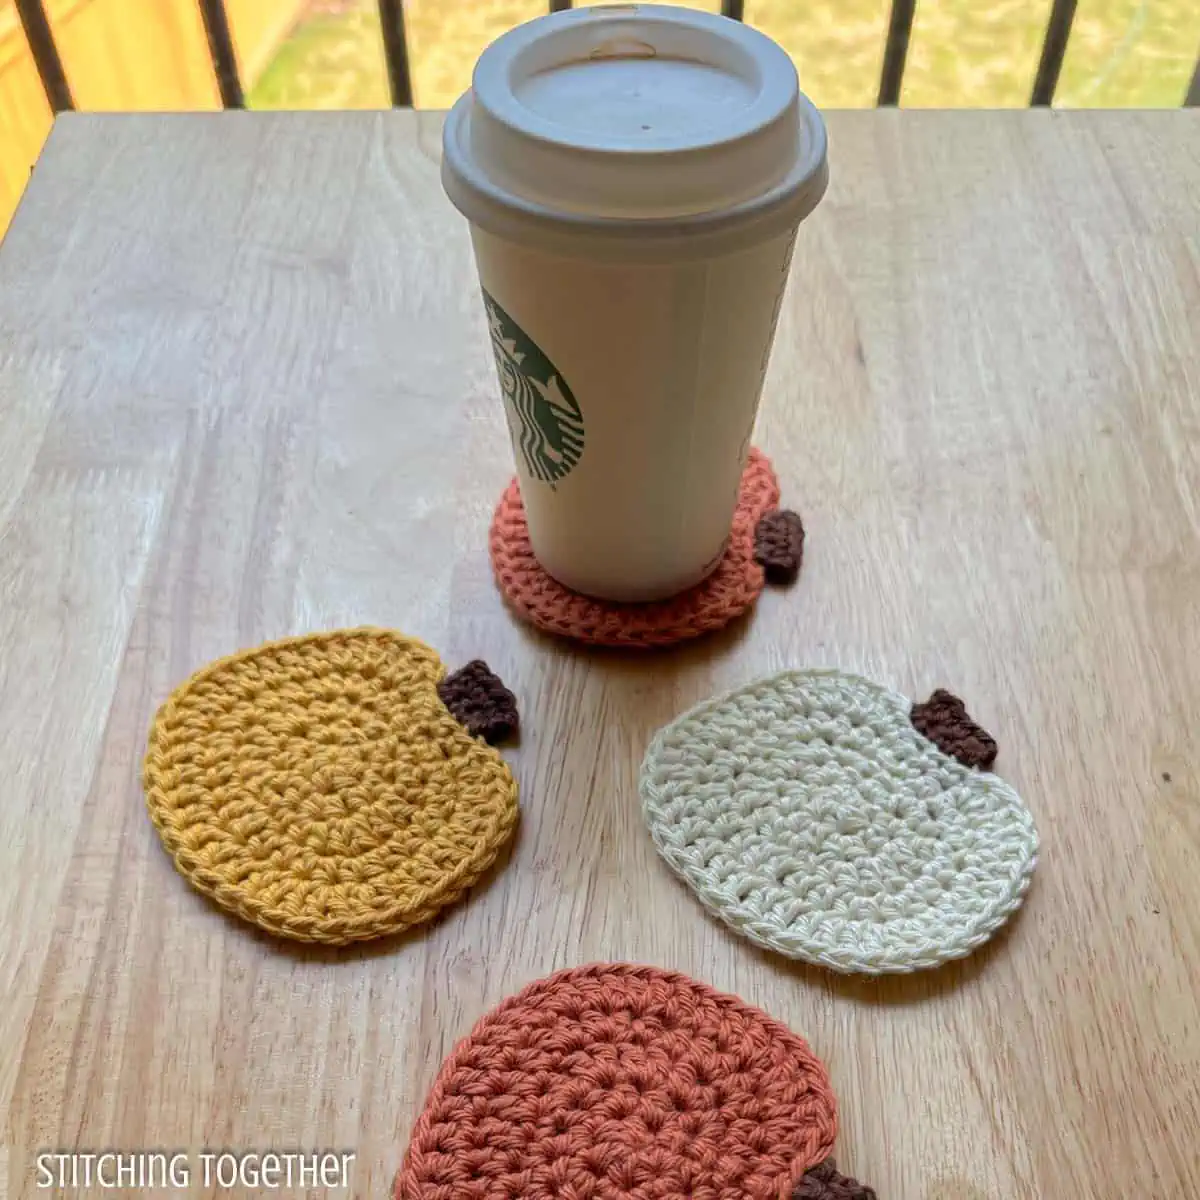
[442,4,828,602]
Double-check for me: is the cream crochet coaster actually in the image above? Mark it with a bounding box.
[640,669,1039,974]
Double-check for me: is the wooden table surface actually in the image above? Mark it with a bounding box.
[1,110,1197,1199]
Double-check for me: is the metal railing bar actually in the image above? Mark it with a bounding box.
[1186,52,1200,106]
[877,0,915,106]
[14,0,73,112]
[378,0,414,107]
[722,0,745,20]
[1030,0,1077,106]
[197,0,244,108]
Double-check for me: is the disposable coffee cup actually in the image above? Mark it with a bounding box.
[442,4,828,602]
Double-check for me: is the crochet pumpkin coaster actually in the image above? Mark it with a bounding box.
[641,670,1039,974]
[143,629,519,945]
[490,448,804,648]
[393,963,876,1200]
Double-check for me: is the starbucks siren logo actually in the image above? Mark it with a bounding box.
[483,289,584,486]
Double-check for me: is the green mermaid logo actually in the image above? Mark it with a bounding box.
[483,289,584,486]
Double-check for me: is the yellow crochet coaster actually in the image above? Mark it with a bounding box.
[143,629,519,945]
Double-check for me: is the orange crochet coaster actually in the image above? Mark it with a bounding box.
[490,449,804,648]
[393,963,858,1200]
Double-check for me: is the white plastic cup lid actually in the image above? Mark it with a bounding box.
[442,4,828,256]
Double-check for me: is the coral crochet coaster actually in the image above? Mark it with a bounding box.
[490,448,804,648]
[641,670,1039,974]
[394,963,848,1200]
[143,629,519,945]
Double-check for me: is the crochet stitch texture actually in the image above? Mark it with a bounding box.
[394,963,837,1200]
[143,629,518,945]
[490,448,782,648]
[641,669,1039,974]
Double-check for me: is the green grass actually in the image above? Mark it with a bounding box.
[902,0,1198,108]
[247,0,1200,112]
[248,4,389,108]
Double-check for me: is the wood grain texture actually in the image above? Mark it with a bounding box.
[1,109,1198,1199]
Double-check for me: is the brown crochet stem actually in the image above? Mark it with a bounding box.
[910,688,998,769]
[754,509,806,584]
[437,661,519,745]
[794,1158,878,1200]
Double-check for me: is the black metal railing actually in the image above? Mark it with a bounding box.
[197,0,244,108]
[877,0,915,106]
[1030,0,1077,107]
[377,0,414,107]
[13,0,72,111]
[13,0,1200,116]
